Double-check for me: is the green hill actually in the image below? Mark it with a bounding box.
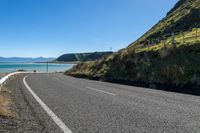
[55,51,113,62]
[66,0,200,91]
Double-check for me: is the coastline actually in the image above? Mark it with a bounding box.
[49,61,79,64]
[0,62,74,73]
[36,61,79,64]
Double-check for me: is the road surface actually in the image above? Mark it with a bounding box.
[15,73,200,132]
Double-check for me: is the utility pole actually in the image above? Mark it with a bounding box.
[110,47,112,52]
[46,62,49,73]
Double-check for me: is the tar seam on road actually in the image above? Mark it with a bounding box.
[85,86,116,96]
[53,77,59,80]
[23,75,73,133]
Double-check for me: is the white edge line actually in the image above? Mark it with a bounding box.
[85,86,116,96]
[23,75,72,133]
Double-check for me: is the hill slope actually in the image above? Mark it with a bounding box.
[66,0,200,89]
[55,52,113,62]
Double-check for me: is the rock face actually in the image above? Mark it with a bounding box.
[66,0,200,89]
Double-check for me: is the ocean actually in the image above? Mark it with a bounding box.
[0,62,75,73]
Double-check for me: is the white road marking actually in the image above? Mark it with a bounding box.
[23,75,72,133]
[85,86,116,96]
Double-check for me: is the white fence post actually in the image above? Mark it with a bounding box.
[171,32,175,48]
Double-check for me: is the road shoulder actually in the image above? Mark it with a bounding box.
[0,74,45,132]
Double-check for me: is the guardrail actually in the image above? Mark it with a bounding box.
[0,72,29,85]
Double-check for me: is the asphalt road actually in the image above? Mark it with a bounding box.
[19,73,200,133]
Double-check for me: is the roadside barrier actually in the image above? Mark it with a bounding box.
[0,72,28,85]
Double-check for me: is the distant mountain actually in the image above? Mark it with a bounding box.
[0,57,55,63]
[55,51,113,62]
[67,0,200,91]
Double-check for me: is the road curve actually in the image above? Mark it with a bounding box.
[21,73,200,133]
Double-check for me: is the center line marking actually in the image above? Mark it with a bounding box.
[23,75,72,133]
[85,86,116,96]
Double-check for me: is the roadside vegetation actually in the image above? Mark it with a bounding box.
[66,0,200,91]
[0,86,13,118]
[0,85,14,132]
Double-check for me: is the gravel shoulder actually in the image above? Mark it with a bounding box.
[0,74,45,133]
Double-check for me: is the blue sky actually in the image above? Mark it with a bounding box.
[0,0,178,57]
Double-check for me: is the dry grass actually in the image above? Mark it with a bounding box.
[0,74,24,118]
[0,86,13,118]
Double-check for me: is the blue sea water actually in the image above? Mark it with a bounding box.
[0,62,75,73]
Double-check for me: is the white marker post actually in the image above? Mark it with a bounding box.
[171,32,175,48]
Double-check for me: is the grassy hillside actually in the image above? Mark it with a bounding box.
[66,0,200,90]
[55,51,113,62]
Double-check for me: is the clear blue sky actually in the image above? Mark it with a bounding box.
[0,0,178,57]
